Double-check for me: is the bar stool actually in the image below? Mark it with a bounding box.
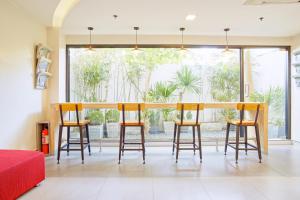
[224,103,262,163]
[117,103,146,164]
[57,103,91,164]
[172,103,204,163]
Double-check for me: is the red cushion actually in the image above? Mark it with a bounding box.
[0,150,45,200]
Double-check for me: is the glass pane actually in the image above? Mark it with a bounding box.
[69,47,240,141]
[244,48,287,139]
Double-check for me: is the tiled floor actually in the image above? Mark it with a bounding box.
[20,143,300,200]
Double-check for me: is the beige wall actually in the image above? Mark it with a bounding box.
[292,34,300,142]
[66,34,292,46]
[0,0,47,149]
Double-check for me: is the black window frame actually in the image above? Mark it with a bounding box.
[66,44,291,139]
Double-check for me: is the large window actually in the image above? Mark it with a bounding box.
[243,48,289,139]
[67,46,290,141]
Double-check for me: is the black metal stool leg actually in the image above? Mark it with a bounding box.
[118,126,123,164]
[85,125,91,156]
[122,126,126,156]
[79,126,84,164]
[176,125,181,163]
[67,126,70,156]
[57,125,63,164]
[224,123,230,155]
[172,124,177,155]
[197,125,202,163]
[192,126,196,155]
[141,126,145,164]
[235,125,240,164]
[245,126,248,155]
[255,124,262,163]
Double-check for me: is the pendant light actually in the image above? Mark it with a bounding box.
[179,27,187,52]
[222,28,234,56]
[86,27,95,52]
[132,26,143,53]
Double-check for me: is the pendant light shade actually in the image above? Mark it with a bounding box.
[178,27,187,52]
[222,28,234,54]
[86,27,95,52]
[132,26,143,54]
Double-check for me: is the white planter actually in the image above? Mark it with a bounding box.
[107,122,120,138]
[88,125,103,139]
[163,121,175,134]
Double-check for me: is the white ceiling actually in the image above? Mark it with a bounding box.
[13,0,300,36]
[13,0,60,26]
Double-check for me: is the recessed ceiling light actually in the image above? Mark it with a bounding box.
[185,14,196,21]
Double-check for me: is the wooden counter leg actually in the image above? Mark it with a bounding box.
[50,105,59,155]
[260,103,268,154]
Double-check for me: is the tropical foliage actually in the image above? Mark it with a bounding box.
[173,66,202,102]
[250,86,285,126]
[209,64,240,120]
[71,49,241,127]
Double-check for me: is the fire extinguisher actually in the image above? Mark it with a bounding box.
[41,128,49,154]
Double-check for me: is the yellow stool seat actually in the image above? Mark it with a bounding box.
[175,120,200,126]
[228,119,255,126]
[61,120,90,126]
[120,121,144,126]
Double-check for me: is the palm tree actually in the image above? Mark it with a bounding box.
[147,82,176,102]
[147,82,177,133]
[173,66,202,102]
[148,82,177,121]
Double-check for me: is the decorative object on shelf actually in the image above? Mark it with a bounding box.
[35,44,52,89]
[292,50,300,87]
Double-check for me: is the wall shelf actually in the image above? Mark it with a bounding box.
[292,50,300,87]
[35,44,52,89]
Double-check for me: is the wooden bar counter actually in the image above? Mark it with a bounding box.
[50,102,268,155]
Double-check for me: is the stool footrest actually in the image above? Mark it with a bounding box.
[174,142,196,145]
[60,143,89,150]
[174,143,199,150]
[123,142,143,145]
[177,147,200,151]
[121,148,144,151]
[227,143,258,151]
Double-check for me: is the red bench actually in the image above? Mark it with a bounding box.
[0,150,45,200]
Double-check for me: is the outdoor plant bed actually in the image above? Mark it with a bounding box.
[163,121,174,134]
[88,124,103,140]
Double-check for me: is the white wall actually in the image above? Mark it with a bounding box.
[292,34,300,142]
[0,0,47,150]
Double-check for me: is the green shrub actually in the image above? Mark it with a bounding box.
[105,110,120,123]
[86,110,104,125]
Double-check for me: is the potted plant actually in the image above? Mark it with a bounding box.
[147,82,177,134]
[148,110,161,134]
[86,110,104,140]
[173,66,202,102]
[210,64,240,130]
[104,109,120,138]
[250,86,285,139]
[162,108,176,134]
